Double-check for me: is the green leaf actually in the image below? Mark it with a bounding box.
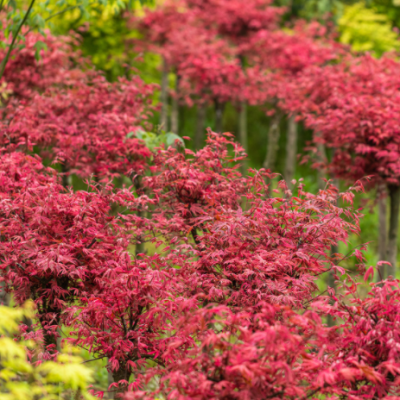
[165,132,184,147]
[34,40,47,61]
[8,0,17,10]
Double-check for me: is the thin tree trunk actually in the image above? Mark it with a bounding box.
[195,104,206,150]
[377,185,387,281]
[316,142,327,191]
[385,184,400,279]
[238,101,247,173]
[0,284,9,305]
[327,178,339,327]
[327,243,338,327]
[112,363,131,399]
[57,327,62,352]
[61,163,71,188]
[135,209,145,257]
[160,58,169,131]
[263,112,281,171]
[130,174,146,257]
[284,115,298,185]
[171,73,179,134]
[107,368,114,400]
[214,100,225,133]
[74,389,82,400]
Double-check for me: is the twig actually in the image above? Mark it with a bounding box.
[25,5,82,35]
[0,0,36,80]
[81,356,106,364]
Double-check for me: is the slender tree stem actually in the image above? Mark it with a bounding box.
[327,178,339,327]
[171,72,179,134]
[214,100,225,133]
[239,101,247,173]
[284,114,298,185]
[377,185,387,281]
[386,184,400,279]
[263,111,280,171]
[195,103,206,150]
[316,141,327,191]
[160,58,169,131]
[0,0,36,80]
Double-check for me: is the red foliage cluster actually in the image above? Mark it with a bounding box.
[0,152,141,350]
[3,3,400,400]
[132,0,341,112]
[288,55,400,187]
[2,125,400,399]
[131,0,285,107]
[1,23,154,181]
[0,27,85,102]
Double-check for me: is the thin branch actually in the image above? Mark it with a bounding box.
[25,4,83,35]
[0,0,36,80]
[81,356,106,364]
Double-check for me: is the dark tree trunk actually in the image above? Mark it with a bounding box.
[327,178,339,327]
[284,115,298,185]
[214,100,225,133]
[171,73,179,134]
[131,175,146,257]
[327,243,338,327]
[112,362,131,399]
[135,208,145,257]
[40,316,59,350]
[160,58,169,131]
[195,104,206,150]
[263,112,281,171]
[0,282,9,306]
[238,101,247,173]
[61,163,71,188]
[385,184,400,279]
[38,295,61,351]
[107,369,114,400]
[377,185,387,281]
[316,142,327,191]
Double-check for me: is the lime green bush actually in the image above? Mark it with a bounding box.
[339,2,400,56]
[0,303,95,400]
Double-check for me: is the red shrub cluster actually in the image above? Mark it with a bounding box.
[2,3,400,400]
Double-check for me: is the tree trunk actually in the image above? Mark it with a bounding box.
[214,100,225,133]
[195,104,206,150]
[263,112,281,171]
[171,73,179,134]
[377,185,387,281]
[107,368,114,400]
[327,178,339,327]
[385,184,400,279]
[135,209,145,257]
[327,243,338,327]
[61,163,71,188]
[316,142,327,191]
[284,115,298,185]
[238,101,247,173]
[0,282,9,306]
[112,363,131,399]
[160,58,169,131]
[131,175,146,257]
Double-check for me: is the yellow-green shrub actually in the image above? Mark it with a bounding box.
[339,2,400,56]
[0,303,95,400]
